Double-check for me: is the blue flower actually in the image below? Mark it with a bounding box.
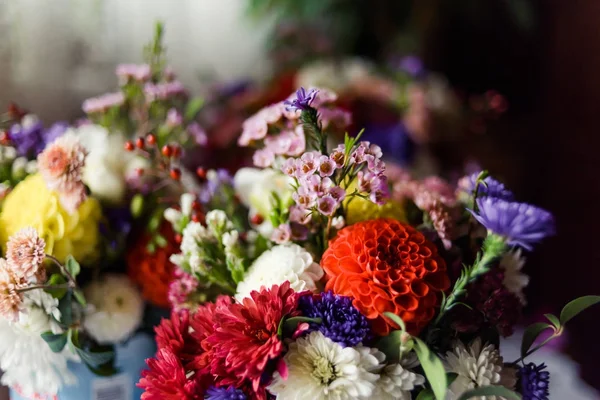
[284,87,318,112]
[9,120,67,157]
[298,291,371,347]
[463,172,514,200]
[205,386,246,400]
[469,197,556,250]
[519,362,550,400]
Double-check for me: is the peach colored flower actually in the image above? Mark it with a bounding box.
[58,185,88,215]
[0,259,24,321]
[6,227,46,283]
[37,133,87,193]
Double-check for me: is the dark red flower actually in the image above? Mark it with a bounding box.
[207,282,301,395]
[138,348,207,400]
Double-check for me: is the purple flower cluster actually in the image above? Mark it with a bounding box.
[519,363,550,400]
[205,386,246,400]
[470,197,555,250]
[9,118,68,157]
[284,87,318,112]
[461,172,514,200]
[144,81,187,102]
[82,92,125,114]
[115,63,151,83]
[299,291,371,347]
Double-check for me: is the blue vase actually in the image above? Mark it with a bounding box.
[10,332,156,400]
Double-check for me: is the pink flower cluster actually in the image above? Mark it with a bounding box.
[168,267,199,311]
[144,81,187,103]
[238,88,351,168]
[116,64,152,83]
[82,92,125,114]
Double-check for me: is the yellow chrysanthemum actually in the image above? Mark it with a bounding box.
[0,174,102,263]
[344,180,407,225]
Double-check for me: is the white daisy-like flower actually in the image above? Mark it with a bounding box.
[372,363,425,400]
[444,338,517,400]
[268,331,380,400]
[0,292,78,398]
[235,244,323,301]
[500,249,529,304]
[83,274,144,344]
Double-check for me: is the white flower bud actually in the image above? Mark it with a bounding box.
[164,208,182,225]
[180,193,196,216]
[222,231,239,250]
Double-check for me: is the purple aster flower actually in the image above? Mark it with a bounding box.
[470,197,556,250]
[205,386,246,400]
[9,120,43,156]
[299,291,371,347]
[41,122,68,147]
[462,172,515,200]
[518,363,550,400]
[284,87,318,112]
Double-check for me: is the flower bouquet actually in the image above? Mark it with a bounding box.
[139,86,599,400]
[0,24,211,399]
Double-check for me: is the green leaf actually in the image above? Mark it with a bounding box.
[521,322,552,358]
[446,372,459,386]
[73,289,86,307]
[414,337,447,400]
[154,234,167,248]
[416,389,435,400]
[185,97,204,121]
[45,273,67,299]
[457,386,521,400]
[88,362,119,377]
[559,295,600,325]
[65,255,80,279]
[544,313,561,330]
[41,331,68,353]
[376,330,403,364]
[130,194,145,218]
[58,291,74,326]
[383,312,406,332]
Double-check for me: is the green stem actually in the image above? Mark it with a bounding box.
[45,254,77,287]
[510,333,561,365]
[17,283,71,293]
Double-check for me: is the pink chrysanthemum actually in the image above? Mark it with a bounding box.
[155,309,202,369]
[37,133,87,193]
[207,282,301,395]
[138,348,207,400]
[6,227,46,283]
[0,260,24,321]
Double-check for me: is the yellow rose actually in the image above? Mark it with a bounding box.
[344,180,406,225]
[0,174,102,263]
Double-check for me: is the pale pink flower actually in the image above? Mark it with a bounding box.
[286,126,306,156]
[59,185,88,214]
[289,205,312,225]
[281,158,299,177]
[0,260,24,321]
[329,144,346,168]
[238,116,268,146]
[116,64,151,82]
[166,108,183,127]
[292,186,317,209]
[168,267,198,311]
[298,151,320,176]
[429,201,454,249]
[319,177,334,193]
[271,224,292,244]
[303,174,322,193]
[6,227,46,283]
[327,186,346,203]
[252,148,275,168]
[317,195,337,216]
[265,132,293,155]
[82,92,125,114]
[37,133,87,193]
[188,122,208,146]
[317,155,336,177]
[311,88,338,108]
[319,107,351,130]
[257,103,284,124]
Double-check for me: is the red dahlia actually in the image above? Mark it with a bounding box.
[322,218,450,335]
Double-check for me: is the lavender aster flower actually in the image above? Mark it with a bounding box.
[299,291,371,347]
[463,172,515,200]
[284,87,318,112]
[9,119,68,157]
[518,362,550,400]
[205,386,246,400]
[470,198,556,250]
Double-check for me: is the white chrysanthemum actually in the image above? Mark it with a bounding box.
[444,338,517,400]
[235,244,323,301]
[0,292,78,398]
[70,124,148,204]
[372,363,425,400]
[268,331,380,400]
[500,249,529,305]
[83,274,144,344]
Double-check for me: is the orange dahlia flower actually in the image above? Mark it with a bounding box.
[322,218,450,335]
[127,222,178,308]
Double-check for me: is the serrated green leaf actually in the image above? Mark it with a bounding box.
[521,322,552,358]
[45,273,67,299]
[376,330,403,364]
[185,97,204,121]
[41,331,68,353]
[544,313,561,330]
[383,312,406,332]
[559,295,600,325]
[414,337,447,400]
[73,289,86,307]
[457,385,521,400]
[65,255,80,279]
[416,389,435,400]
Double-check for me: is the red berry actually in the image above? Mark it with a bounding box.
[146,134,156,145]
[161,145,172,157]
[251,214,264,225]
[191,200,201,211]
[172,145,182,158]
[0,131,10,145]
[191,214,200,223]
[175,234,182,244]
[170,168,181,180]
[196,167,207,180]
[124,141,135,151]
[135,137,145,149]
[135,168,145,176]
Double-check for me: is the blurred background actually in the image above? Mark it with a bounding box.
[1,0,599,397]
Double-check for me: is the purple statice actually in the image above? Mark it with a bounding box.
[299,291,371,347]
[469,198,556,250]
[9,119,68,157]
[518,363,550,400]
[205,386,246,400]
[284,87,318,112]
[462,172,515,200]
